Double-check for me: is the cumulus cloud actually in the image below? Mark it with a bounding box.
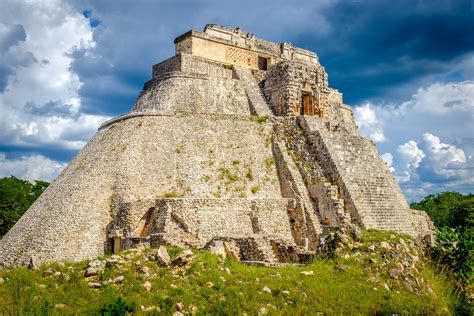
[354,103,386,143]
[354,80,474,201]
[421,132,468,179]
[0,153,66,182]
[0,0,109,153]
[396,140,425,183]
[381,153,394,172]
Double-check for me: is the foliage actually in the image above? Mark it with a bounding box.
[411,192,474,236]
[431,227,473,284]
[99,297,136,316]
[0,176,49,236]
[412,192,474,312]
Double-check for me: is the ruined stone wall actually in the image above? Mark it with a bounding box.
[271,140,322,249]
[0,113,282,266]
[137,198,294,248]
[174,25,319,72]
[264,61,338,118]
[177,35,261,69]
[274,117,349,227]
[152,53,233,79]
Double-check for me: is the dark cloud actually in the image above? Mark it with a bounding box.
[0,23,36,92]
[0,145,76,163]
[0,23,26,52]
[24,100,78,118]
[294,0,474,104]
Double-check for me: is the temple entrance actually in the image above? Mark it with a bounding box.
[300,92,313,116]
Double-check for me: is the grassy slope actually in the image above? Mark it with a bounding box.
[0,230,458,315]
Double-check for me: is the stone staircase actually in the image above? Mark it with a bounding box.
[300,116,415,235]
[233,66,273,116]
[272,141,323,250]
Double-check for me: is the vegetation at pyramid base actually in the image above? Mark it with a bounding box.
[0,230,464,315]
[0,176,49,236]
[411,192,473,287]
[411,191,473,235]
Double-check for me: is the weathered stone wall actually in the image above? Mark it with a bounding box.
[132,74,249,115]
[271,140,322,249]
[152,53,233,79]
[274,117,349,227]
[233,66,273,116]
[134,198,294,248]
[174,25,319,71]
[0,114,282,266]
[264,61,345,119]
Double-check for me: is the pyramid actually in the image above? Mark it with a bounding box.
[0,25,432,266]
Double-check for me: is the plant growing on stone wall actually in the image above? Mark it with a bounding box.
[250,116,269,124]
[162,192,182,198]
[202,175,211,182]
[246,168,254,181]
[251,186,260,194]
[264,134,273,147]
[264,157,275,170]
[218,167,238,182]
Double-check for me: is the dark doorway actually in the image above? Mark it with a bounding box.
[301,92,313,116]
[258,56,268,70]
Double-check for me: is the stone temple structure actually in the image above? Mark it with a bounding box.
[0,25,432,266]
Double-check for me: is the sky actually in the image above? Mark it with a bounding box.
[0,0,472,201]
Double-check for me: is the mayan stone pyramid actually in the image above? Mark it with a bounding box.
[0,25,433,266]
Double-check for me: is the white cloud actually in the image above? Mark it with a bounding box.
[353,103,386,143]
[354,80,474,201]
[0,153,66,182]
[421,132,467,178]
[381,152,395,172]
[396,140,425,183]
[0,0,109,151]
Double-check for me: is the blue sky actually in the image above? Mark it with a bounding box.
[0,0,472,201]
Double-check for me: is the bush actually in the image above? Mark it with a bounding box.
[99,297,135,316]
[431,227,473,285]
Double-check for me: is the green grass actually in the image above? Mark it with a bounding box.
[0,234,461,315]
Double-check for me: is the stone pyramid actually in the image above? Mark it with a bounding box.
[0,25,432,267]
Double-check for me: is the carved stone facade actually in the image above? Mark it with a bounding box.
[0,25,432,267]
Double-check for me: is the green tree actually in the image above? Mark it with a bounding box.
[411,191,474,236]
[0,176,49,236]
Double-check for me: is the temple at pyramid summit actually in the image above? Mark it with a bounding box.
[0,25,433,266]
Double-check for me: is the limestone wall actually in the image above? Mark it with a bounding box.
[132,74,250,115]
[152,54,234,79]
[0,114,282,266]
[142,198,294,248]
[264,61,335,118]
